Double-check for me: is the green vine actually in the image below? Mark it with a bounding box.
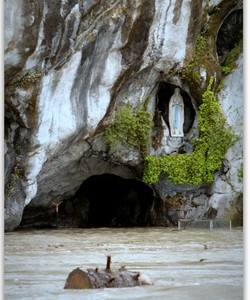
[143,77,236,185]
[221,38,243,75]
[105,97,153,156]
[180,33,210,85]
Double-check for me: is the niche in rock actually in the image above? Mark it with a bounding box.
[157,82,196,136]
[216,9,243,64]
[74,174,156,227]
[19,174,162,229]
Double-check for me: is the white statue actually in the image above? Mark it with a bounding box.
[169,88,184,137]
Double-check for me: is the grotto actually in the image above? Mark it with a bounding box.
[19,173,165,229]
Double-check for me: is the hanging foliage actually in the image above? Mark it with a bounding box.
[105,98,153,156]
[143,77,237,185]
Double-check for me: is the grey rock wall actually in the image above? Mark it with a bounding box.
[4,0,243,231]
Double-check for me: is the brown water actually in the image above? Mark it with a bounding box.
[4,227,243,300]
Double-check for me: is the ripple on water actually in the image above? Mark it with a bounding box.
[4,227,243,300]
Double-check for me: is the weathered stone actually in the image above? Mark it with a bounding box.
[4,0,243,230]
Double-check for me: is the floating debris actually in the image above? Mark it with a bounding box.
[64,255,154,289]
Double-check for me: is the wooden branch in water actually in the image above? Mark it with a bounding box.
[106,255,111,272]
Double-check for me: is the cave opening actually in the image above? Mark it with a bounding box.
[73,173,158,228]
[18,173,164,229]
[157,82,196,134]
[216,9,243,64]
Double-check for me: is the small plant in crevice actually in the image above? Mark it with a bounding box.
[11,70,44,88]
[225,193,243,226]
[221,66,232,75]
[220,38,243,75]
[180,33,213,86]
[104,97,153,157]
[143,77,237,185]
[5,143,24,198]
[165,194,182,210]
[237,166,243,183]
[5,164,23,197]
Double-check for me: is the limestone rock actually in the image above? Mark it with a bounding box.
[4,0,243,230]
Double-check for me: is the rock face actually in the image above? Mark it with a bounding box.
[4,0,243,231]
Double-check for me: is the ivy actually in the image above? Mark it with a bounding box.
[195,34,207,57]
[143,77,236,185]
[180,33,210,84]
[221,38,243,75]
[105,99,153,156]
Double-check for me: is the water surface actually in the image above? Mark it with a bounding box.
[4,227,243,299]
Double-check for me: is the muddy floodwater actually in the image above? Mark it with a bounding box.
[4,227,243,300]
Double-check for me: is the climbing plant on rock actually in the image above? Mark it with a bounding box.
[143,77,236,185]
[105,98,153,156]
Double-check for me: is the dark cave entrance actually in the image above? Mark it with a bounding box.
[74,173,161,227]
[157,82,196,134]
[19,174,165,229]
[216,9,243,64]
